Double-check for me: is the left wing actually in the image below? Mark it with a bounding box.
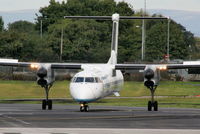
[115,63,200,70]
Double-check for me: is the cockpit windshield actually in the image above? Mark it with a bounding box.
[85,77,95,83]
[73,77,101,83]
[75,77,84,83]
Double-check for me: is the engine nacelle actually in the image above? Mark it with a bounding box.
[144,80,155,88]
[144,68,154,80]
[37,67,47,78]
[144,65,160,89]
[36,64,55,87]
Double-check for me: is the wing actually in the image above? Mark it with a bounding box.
[167,64,200,69]
[0,62,31,67]
[115,63,200,70]
[51,63,82,69]
[1,59,200,70]
[115,64,146,70]
[0,60,82,70]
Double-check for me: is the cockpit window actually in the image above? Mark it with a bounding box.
[73,77,101,83]
[75,77,84,82]
[72,77,76,82]
[95,77,101,83]
[85,77,95,83]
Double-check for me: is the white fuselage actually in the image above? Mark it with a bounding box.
[69,64,124,103]
[69,13,123,103]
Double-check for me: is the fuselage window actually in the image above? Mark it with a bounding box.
[75,77,84,83]
[85,77,94,83]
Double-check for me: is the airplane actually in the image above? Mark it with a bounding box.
[1,13,200,112]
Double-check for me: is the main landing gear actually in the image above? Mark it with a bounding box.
[42,85,53,110]
[80,102,89,112]
[147,86,158,111]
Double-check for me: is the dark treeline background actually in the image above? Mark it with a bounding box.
[0,0,198,63]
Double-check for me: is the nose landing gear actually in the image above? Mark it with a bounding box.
[80,102,89,112]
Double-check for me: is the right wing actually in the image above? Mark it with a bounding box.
[0,61,82,70]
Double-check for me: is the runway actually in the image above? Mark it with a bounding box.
[0,103,200,133]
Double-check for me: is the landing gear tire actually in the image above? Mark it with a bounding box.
[148,101,158,111]
[42,99,52,110]
[42,100,47,110]
[148,101,152,111]
[84,105,89,112]
[80,106,84,112]
[153,101,158,111]
[47,100,52,110]
[80,104,89,112]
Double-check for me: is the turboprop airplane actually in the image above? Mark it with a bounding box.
[1,13,200,112]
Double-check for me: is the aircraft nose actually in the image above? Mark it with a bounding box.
[70,84,102,102]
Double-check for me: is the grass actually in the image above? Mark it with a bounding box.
[0,80,71,99]
[1,80,200,108]
[122,81,200,97]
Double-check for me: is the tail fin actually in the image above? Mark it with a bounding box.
[64,14,168,65]
[108,50,117,64]
[107,13,119,65]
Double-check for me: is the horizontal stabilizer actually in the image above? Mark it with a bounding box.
[183,61,200,65]
[64,16,168,20]
[0,58,18,63]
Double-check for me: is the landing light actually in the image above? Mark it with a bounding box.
[30,63,39,69]
[157,65,167,71]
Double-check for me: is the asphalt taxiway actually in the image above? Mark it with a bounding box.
[0,103,200,133]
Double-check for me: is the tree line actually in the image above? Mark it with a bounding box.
[0,0,197,63]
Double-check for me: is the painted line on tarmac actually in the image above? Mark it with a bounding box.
[3,115,31,125]
[0,117,21,127]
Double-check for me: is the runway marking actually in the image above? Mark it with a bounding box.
[0,117,21,127]
[3,115,30,125]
